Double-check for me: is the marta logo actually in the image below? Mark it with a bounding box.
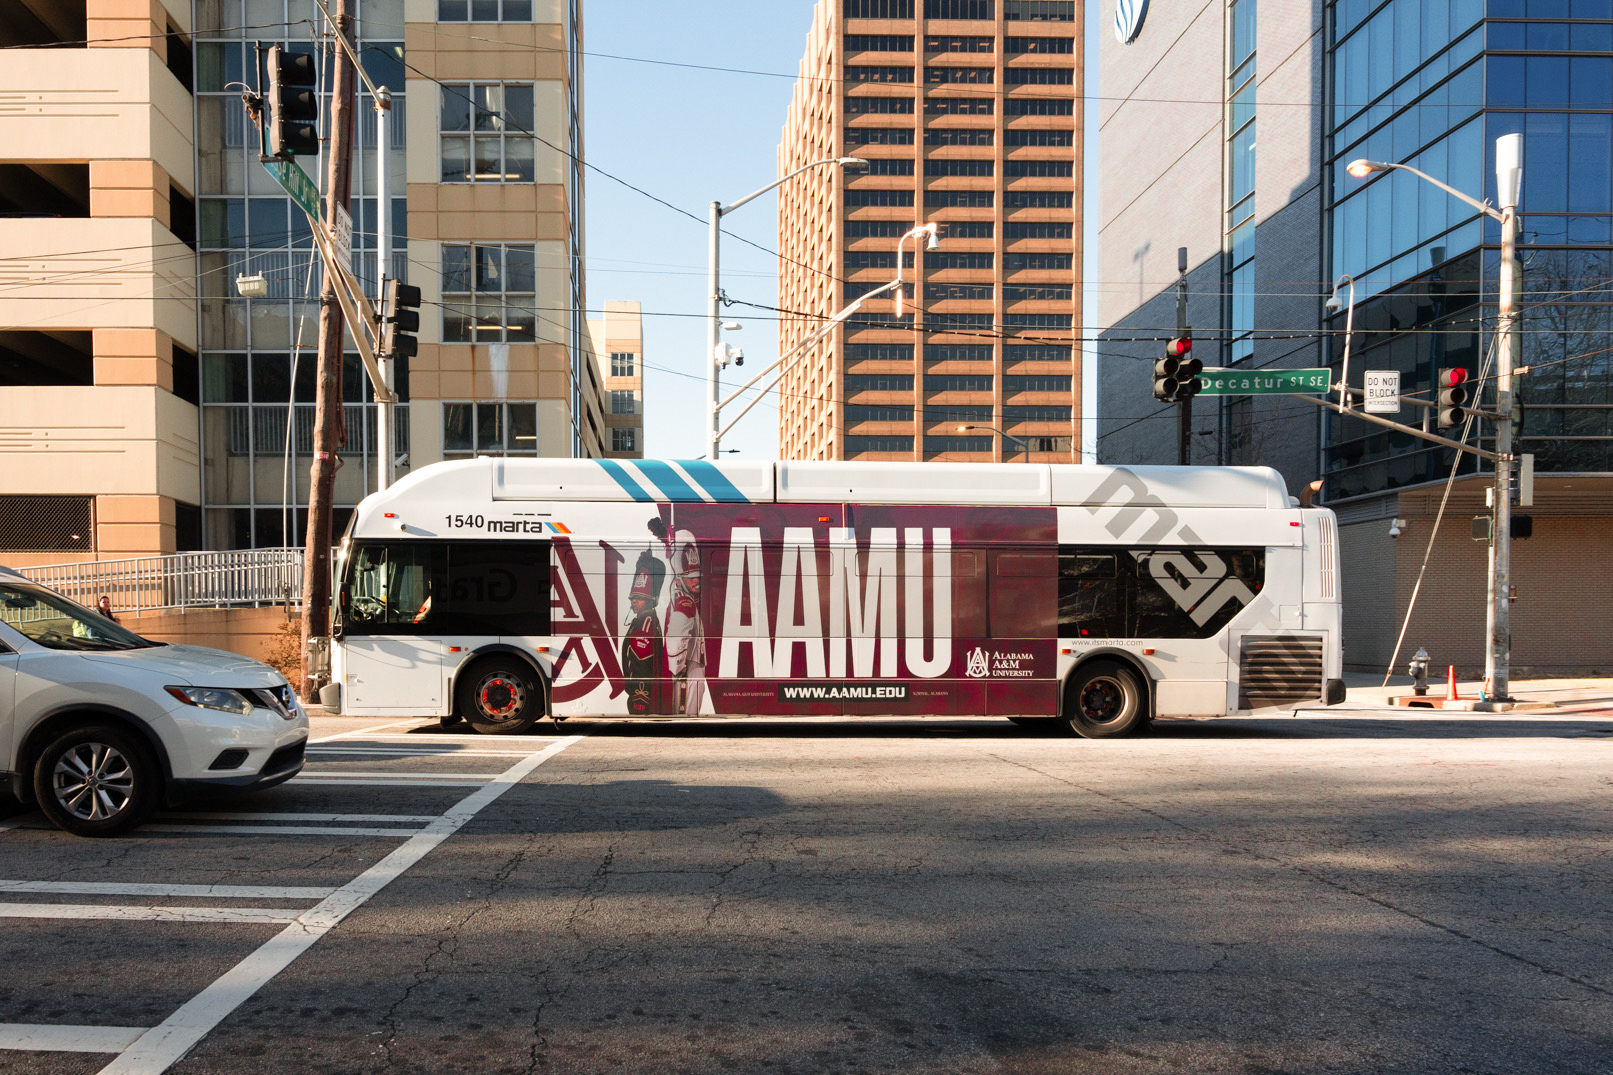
[965,647,990,678]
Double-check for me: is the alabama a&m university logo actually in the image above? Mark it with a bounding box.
[965,646,990,679]
[1114,0,1149,44]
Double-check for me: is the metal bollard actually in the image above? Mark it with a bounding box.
[1408,647,1430,696]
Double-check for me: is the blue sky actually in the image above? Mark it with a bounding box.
[583,3,821,461]
[583,2,1100,462]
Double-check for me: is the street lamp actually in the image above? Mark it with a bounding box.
[959,424,1029,462]
[1345,135,1522,701]
[707,156,868,459]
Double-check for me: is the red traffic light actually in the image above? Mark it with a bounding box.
[1438,367,1468,388]
[1166,337,1193,357]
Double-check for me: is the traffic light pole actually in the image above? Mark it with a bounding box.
[375,86,394,492]
[1175,247,1191,466]
[1489,140,1522,702]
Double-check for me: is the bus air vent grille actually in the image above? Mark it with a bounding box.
[1238,635,1324,709]
[1318,515,1337,599]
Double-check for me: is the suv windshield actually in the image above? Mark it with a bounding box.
[0,584,159,651]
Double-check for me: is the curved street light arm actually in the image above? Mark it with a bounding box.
[721,156,865,215]
[1368,161,1504,222]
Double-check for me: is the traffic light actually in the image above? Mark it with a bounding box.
[266,45,319,159]
[1168,337,1202,400]
[381,279,422,359]
[1152,355,1180,401]
[1436,367,1469,429]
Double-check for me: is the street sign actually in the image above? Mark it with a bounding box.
[1364,369,1401,413]
[333,204,353,271]
[261,158,322,222]
[1198,368,1332,395]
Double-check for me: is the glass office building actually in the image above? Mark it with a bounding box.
[1323,0,1613,499]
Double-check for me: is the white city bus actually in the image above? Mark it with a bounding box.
[330,458,1344,737]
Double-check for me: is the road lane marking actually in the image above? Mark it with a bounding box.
[0,1024,148,1053]
[0,882,335,900]
[295,771,498,780]
[310,719,434,743]
[0,903,301,924]
[156,812,437,824]
[306,747,551,757]
[99,733,587,1075]
[277,779,487,787]
[140,825,429,838]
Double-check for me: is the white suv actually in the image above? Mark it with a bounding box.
[0,567,309,836]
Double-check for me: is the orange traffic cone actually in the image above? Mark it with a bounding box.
[1445,665,1461,701]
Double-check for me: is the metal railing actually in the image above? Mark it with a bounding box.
[16,548,304,615]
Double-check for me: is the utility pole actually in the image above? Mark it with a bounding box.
[300,0,355,699]
[1175,246,1192,466]
[706,200,721,461]
[1488,133,1522,702]
[374,85,393,491]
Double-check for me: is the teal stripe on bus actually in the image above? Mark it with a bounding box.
[635,460,702,502]
[595,459,655,502]
[676,460,751,503]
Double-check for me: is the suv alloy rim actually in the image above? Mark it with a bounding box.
[52,742,136,821]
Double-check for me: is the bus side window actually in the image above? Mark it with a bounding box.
[439,541,551,635]
[1057,550,1125,639]
[345,544,444,633]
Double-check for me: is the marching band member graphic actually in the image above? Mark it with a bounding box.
[647,516,706,715]
[620,547,667,716]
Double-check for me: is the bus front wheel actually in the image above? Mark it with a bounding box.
[457,658,542,735]
[1061,662,1146,739]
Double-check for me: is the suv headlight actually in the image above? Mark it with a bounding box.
[165,686,257,716]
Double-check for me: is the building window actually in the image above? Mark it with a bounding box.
[1004,284,1072,302]
[845,189,916,207]
[847,66,915,83]
[846,435,914,454]
[1004,252,1072,271]
[610,389,640,414]
[926,97,995,115]
[926,344,994,362]
[846,35,914,51]
[925,435,993,453]
[1004,374,1072,392]
[859,158,916,175]
[926,66,995,84]
[442,401,538,459]
[925,374,994,392]
[845,0,914,16]
[925,0,994,17]
[925,159,994,177]
[847,404,916,423]
[847,343,915,363]
[440,83,536,183]
[1005,67,1073,85]
[926,35,994,53]
[612,427,638,453]
[1005,128,1073,146]
[845,127,918,145]
[1006,159,1074,178]
[437,0,532,19]
[1005,97,1074,115]
[926,128,995,146]
[926,190,995,208]
[846,220,911,238]
[610,352,637,377]
[1005,190,1073,209]
[928,252,995,270]
[846,96,916,115]
[1004,405,1072,421]
[0,495,94,552]
[846,373,916,393]
[1006,221,1073,239]
[1006,36,1074,53]
[441,244,535,343]
[926,283,994,300]
[1004,345,1071,362]
[942,222,995,239]
[1004,0,1076,20]
[925,405,993,423]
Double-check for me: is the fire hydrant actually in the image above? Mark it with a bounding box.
[1409,647,1430,696]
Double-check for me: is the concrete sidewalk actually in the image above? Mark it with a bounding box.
[1338,673,1613,717]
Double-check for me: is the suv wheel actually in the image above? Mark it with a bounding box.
[33,724,160,837]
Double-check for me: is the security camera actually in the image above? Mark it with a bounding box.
[1389,517,1407,539]
[732,349,744,367]
[1324,295,1342,312]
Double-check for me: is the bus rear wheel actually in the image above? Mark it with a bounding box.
[1061,661,1146,739]
[457,658,542,735]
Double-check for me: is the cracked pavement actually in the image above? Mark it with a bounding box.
[3,712,1612,1073]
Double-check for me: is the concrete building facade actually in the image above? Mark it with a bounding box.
[777,0,1085,464]
[588,300,645,458]
[1,0,632,567]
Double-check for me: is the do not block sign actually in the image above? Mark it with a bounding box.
[1364,370,1402,413]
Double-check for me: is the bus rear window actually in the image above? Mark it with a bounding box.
[1059,546,1263,640]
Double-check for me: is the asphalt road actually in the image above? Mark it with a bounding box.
[2,711,1611,1074]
